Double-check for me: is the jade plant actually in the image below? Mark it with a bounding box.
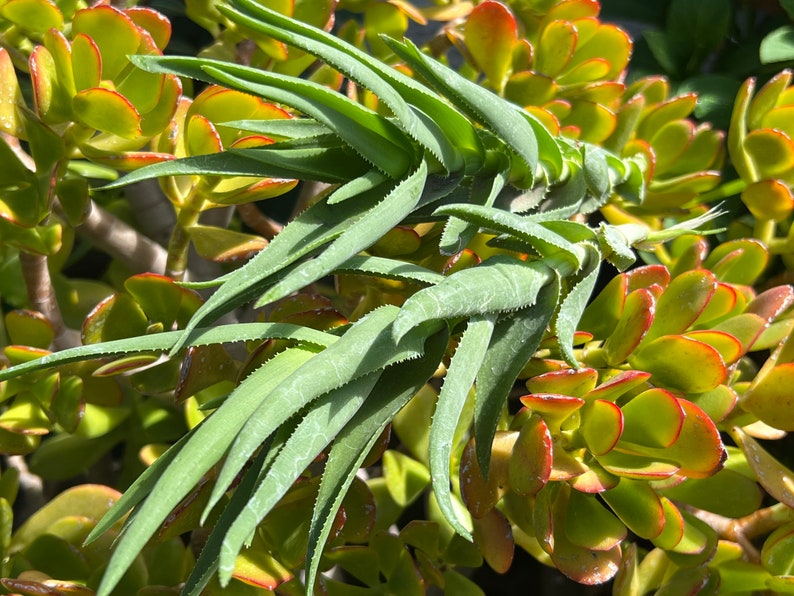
[2,0,794,594]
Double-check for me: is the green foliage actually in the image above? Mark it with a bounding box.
[2,0,794,594]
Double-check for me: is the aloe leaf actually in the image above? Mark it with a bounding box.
[327,169,389,205]
[392,255,556,342]
[94,347,317,596]
[474,281,559,477]
[182,440,274,596]
[304,328,449,593]
[334,255,445,286]
[434,203,582,266]
[99,143,365,187]
[0,323,336,383]
[204,305,427,519]
[553,243,601,367]
[219,117,331,138]
[252,161,428,308]
[131,54,416,178]
[440,170,509,255]
[382,36,563,183]
[219,0,465,173]
[170,189,389,352]
[216,369,382,583]
[430,314,497,541]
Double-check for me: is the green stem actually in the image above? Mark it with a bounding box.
[699,178,747,204]
[166,193,204,281]
[753,218,776,247]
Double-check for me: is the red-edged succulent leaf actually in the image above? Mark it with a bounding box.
[580,399,622,456]
[661,468,763,519]
[712,313,768,355]
[140,75,181,137]
[0,0,63,34]
[368,226,422,258]
[190,225,268,263]
[174,344,238,402]
[565,489,626,551]
[71,34,101,92]
[548,484,622,585]
[525,367,598,398]
[536,19,577,78]
[702,239,768,285]
[631,335,726,393]
[741,363,794,431]
[742,178,794,222]
[519,393,585,429]
[762,521,794,576]
[124,273,183,328]
[0,49,22,137]
[464,0,518,92]
[747,285,794,323]
[585,370,651,402]
[762,106,794,144]
[748,70,792,128]
[650,496,685,551]
[562,100,616,144]
[732,427,794,508]
[567,459,620,493]
[682,330,743,365]
[597,449,680,480]
[92,354,161,377]
[211,176,298,204]
[4,345,51,366]
[744,128,794,182]
[601,478,665,539]
[579,273,627,338]
[627,265,671,293]
[624,399,726,479]
[232,531,294,589]
[73,88,142,139]
[509,415,552,496]
[472,508,514,574]
[687,384,738,422]
[637,93,698,140]
[443,249,482,274]
[693,282,740,327]
[125,7,171,49]
[186,114,222,155]
[81,293,149,343]
[72,6,143,81]
[620,388,684,449]
[460,432,514,518]
[5,310,55,349]
[642,270,716,344]
[603,288,654,366]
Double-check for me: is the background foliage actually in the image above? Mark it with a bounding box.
[1,0,794,594]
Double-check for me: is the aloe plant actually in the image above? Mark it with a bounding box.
[2,0,794,594]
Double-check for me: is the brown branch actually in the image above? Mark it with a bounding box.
[18,252,81,349]
[70,199,171,276]
[236,203,283,239]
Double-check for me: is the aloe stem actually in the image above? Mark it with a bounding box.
[699,178,746,203]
